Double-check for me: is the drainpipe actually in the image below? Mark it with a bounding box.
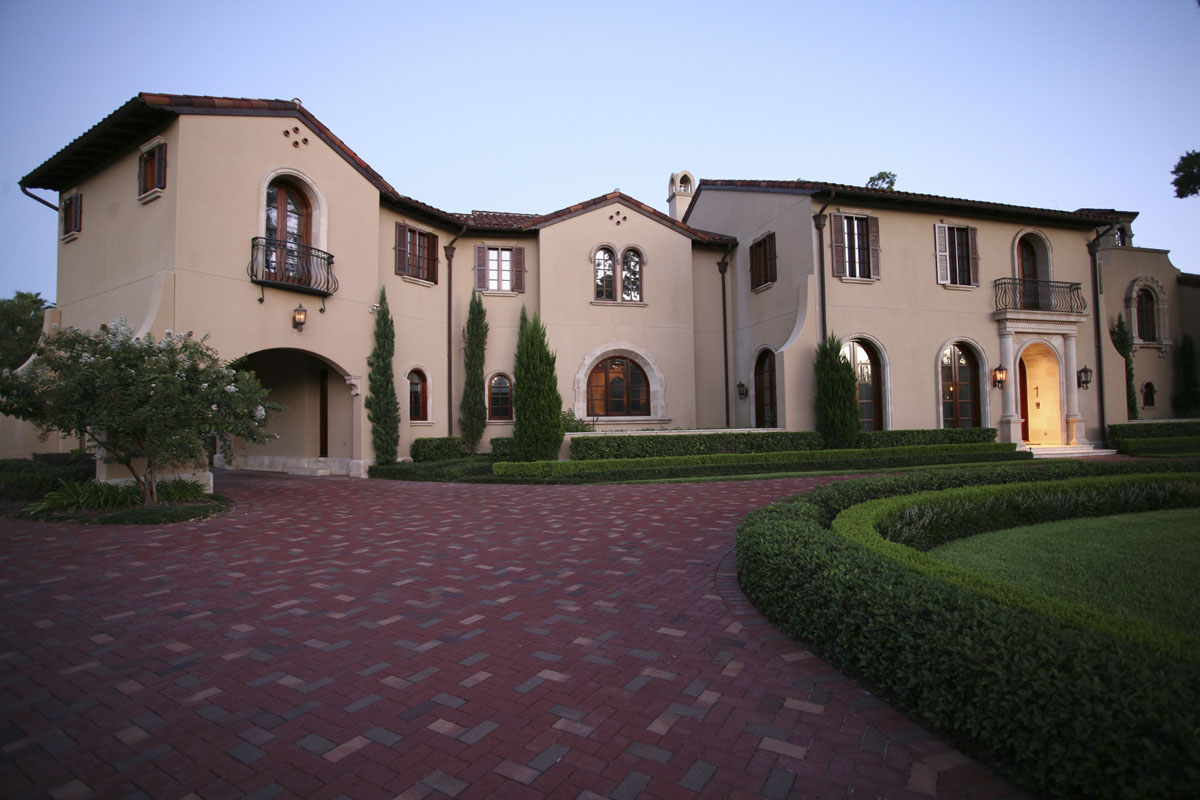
[812,190,837,340]
[21,185,59,213]
[444,223,468,430]
[718,246,733,427]
[1088,224,1116,448]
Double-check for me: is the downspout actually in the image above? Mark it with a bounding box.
[21,184,59,212]
[812,190,836,340]
[718,246,733,427]
[444,223,468,430]
[1088,223,1116,448]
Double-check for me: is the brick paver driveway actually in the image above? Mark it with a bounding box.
[1,471,1017,800]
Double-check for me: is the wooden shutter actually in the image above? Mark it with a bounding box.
[395,223,409,275]
[867,216,881,279]
[766,233,778,283]
[475,245,488,290]
[512,247,525,293]
[429,233,439,284]
[934,224,950,285]
[830,214,846,277]
[155,144,167,190]
[967,226,979,286]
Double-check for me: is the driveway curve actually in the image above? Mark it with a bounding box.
[0,471,1017,800]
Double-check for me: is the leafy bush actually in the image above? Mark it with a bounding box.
[156,479,208,502]
[569,430,824,460]
[497,442,1028,481]
[370,456,496,482]
[736,464,1200,798]
[488,437,517,460]
[24,479,142,514]
[856,427,996,448]
[0,472,54,501]
[1115,436,1200,456]
[560,409,593,433]
[1109,420,1200,440]
[410,436,464,462]
[98,496,231,525]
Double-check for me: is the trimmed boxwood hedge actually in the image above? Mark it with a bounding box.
[410,436,465,462]
[1109,420,1200,440]
[737,461,1200,798]
[568,430,824,460]
[0,456,95,501]
[1113,435,1200,456]
[856,427,996,448]
[488,437,517,460]
[369,456,498,482]
[496,442,1029,482]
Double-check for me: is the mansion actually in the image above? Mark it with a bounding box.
[5,93,1197,477]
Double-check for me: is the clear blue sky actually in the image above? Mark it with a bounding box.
[2,0,1197,304]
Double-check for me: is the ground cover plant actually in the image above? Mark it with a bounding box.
[18,477,229,524]
[930,507,1200,638]
[736,460,1200,798]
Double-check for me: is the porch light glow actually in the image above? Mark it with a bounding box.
[292,304,307,331]
[991,365,1007,389]
[1077,364,1093,390]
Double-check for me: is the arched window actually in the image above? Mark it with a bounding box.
[265,179,311,279]
[754,351,777,428]
[1137,288,1157,343]
[842,340,882,431]
[595,247,615,301]
[488,374,513,421]
[408,370,428,422]
[621,249,642,301]
[940,343,980,428]
[587,357,649,416]
[1018,236,1040,308]
[1142,382,1156,408]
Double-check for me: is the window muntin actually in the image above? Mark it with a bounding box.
[488,374,513,420]
[940,343,980,428]
[138,142,167,198]
[594,247,615,301]
[408,370,428,421]
[265,180,310,277]
[749,233,777,290]
[753,350,777,428]
[61,192,82,239]
[395,223,438,283]
[621,249,642,301]
[842,215,869,278]
[488,247,512,292]
[842,340,882,431]
[587,357,649,416]
[1136,288,1157,342]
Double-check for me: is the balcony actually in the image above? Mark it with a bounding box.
[248,237,338,298]
[993,278,1086,314]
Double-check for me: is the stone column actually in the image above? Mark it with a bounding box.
[1063,334,1086,445]
[998,332,1022,445]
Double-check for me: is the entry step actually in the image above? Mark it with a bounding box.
[287,459,334,477]
[1027,445,1118,459]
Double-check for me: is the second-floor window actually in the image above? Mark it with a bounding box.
[138,142,167,200]
[934,224,979,286]
[395,223,438,283]
[475,246,526,292]
[749,233,777,290]
[61,192,82,240]
[265,180,310,277]
[831,214,881,279]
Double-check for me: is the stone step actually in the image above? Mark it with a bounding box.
[287,459,334,477]
[1028,445,1118,459]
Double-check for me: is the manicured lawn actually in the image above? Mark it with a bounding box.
[929,508,1200,637]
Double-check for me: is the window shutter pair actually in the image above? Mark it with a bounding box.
[830,214,846,278]
[472,245,526,292]
[933,224,980,285]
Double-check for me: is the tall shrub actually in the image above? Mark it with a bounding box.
[1173,334,1200,418]
[366,287,400,464]
[1109,313,1138,420]
[815,334,859,449]
[513,309,563,461]
[459,292,488,453]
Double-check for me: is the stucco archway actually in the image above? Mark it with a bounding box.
[1016,341,1063,445]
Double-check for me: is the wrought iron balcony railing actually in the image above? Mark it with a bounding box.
[994,278,1086,313]
[248,237,338,297]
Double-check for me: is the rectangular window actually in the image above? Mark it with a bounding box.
[395,223,439,283]
[489,247,512,291]
[749,232,777,290]
[138,141,167,200]
[61,192,82,240]
[934,223,979,286]
[830,214,881,279]
[475,245,526,292]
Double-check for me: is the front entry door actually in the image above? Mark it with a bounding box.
[1018,359,1030,442]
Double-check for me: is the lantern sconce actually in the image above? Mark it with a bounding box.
[991,365,1007,389]
[1077,364,1093,390]
[292,304,307,332]
[736,381,749,400]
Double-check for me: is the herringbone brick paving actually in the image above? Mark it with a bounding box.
[0,471,1020,799]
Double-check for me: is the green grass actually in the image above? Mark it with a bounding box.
[929,508,1200,637]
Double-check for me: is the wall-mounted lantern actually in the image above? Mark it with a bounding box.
[736,381,748,399]
[991,365,1007,389]
[1077,365,1093,390]
[292,304,307,332]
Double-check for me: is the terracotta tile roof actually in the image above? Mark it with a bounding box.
[687,179,1127,230]
[451,210,542,230]
[524,191,736,246]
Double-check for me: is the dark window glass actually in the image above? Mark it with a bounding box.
[940,344,980,428]
[842,340,882,431]
[489,374,512,420]
[595,248,615,301]
[586,357,650,416]
[408,370,427,421]
[754,350,777,427]
[1137,289,1157,342]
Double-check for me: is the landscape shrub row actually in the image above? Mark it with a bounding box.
[736,462,1200,798]
[0,456,95,501]
[488,437,516,460]
[495,442,1028,481]
[1113,435,1200,456]
[855,427,997,448]
[410,436,465,462]
[1108,420,1200,440]
[568,430,824,460]
[370,456,498,482]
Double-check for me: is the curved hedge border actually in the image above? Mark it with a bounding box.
[496,442,1028,481]
[1114,435,1200,456]
[737,461,1200,798]
[1109,420,1200,440]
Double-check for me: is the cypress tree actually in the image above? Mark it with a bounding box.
[513,310,563,461]
[815,334,860,449]
[1173,334,1200,417]
[366,287,400,464]
[459,292,488,453]
[1109,313,1138,420]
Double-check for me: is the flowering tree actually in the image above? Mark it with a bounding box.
[0,319,280,504]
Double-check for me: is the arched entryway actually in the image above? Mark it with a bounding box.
[1017,342,1062,445]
